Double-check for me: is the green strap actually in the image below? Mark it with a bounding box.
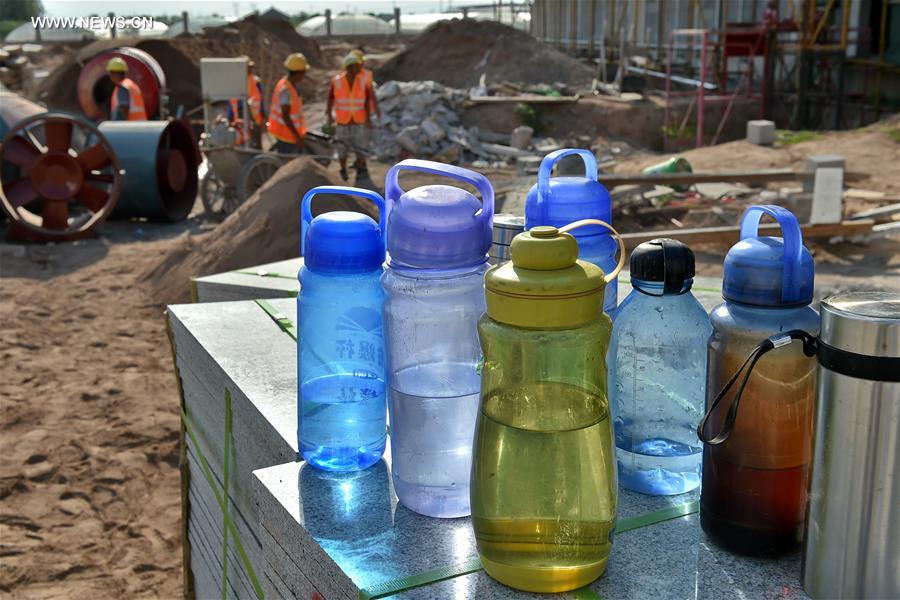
[357,500,698,599]
[614,500,700,535]
[221,389,232,600]
[237,269,297,280]
[182,396,265,599]
[359,558,482,600]
[255,299,298,341]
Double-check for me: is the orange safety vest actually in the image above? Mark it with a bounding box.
[111,78,147,120]
[332,71,368,125]
[247,73,263,125]
[268,77,306,143]
[359,68,374,91]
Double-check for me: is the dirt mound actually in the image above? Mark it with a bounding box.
[32,14,326,116]
[142,157,379,305]
[377,19,594,89]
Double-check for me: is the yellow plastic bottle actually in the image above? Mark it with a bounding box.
[471,220,625,593]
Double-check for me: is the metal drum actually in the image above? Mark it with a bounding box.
[490,214,525,264]
[803,291,900,599]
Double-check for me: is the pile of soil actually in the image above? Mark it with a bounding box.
[142,157,378,305]
[32,14,327,116]
[377,19,595,89]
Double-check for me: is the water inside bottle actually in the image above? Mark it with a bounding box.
[471,381,616,593]
[614,422,701,495]
[389,361,480,518]
[300,372,386,471]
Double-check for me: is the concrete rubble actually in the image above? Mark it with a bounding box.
[371,79,549,165]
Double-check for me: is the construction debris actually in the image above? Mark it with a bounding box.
[376,19,594,89]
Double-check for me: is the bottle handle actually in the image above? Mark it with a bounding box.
[739,205,803,304]
[385,159,495,225]
[558,218,625,284]
[300,185,387,255]
[536,149,598,221]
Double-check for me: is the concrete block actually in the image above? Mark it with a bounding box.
[746,119,776,145]
[810,167,844,224]
[509,125,534,150]
[804,154,845,192]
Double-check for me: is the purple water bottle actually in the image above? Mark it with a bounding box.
[382,159,495,518]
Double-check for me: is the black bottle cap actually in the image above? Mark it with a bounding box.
[629,238,695,295]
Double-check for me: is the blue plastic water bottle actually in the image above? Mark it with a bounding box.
[298,186,387,472]
[382,159,494,518]
[526,149,618,312]
[610,239,712,495]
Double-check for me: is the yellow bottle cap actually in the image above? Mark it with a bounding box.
[484,221,624,329]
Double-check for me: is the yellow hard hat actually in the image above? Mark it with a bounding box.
[106,57,127,72]
[352,49,365,61]
[284,53,309,72]
[342,53,360,67]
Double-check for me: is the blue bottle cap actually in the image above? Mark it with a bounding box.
[301,186,386,274]
[385,159,494,270]
[525,149,612,238]
[723,205,814,307]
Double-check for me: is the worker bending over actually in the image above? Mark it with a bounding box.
[327,53,377,181]
[227,56,266,147]
[106,57,147,121]
[268,53,309,154]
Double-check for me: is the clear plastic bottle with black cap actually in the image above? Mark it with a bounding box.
[610,238,712,496]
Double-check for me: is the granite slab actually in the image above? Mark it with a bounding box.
[255,455,808,600]
[193,258,303,302]
[190,255,724,313]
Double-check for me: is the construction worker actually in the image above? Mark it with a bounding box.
[268,53,309,154]
[352,48,381,121]
[326,53,376,181]
[106,57,147,121]
[227,56,266,147]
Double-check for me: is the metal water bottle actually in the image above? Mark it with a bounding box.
[471,220,625,593]
[698,205,818,556]
[382,159,494,518]
[526,149,618,312]
[803,291,900,599]
[298,186,387,472]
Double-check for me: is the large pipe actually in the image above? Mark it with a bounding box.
[77,47,166,120]
[0,83,46,137]
[99,119,198,222]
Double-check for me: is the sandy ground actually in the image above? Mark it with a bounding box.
[0,124,897,598]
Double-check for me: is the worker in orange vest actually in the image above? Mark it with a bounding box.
[326,53,377,182]
[228,56,266,147]
[107,57,147,121]
[351,48,381,120]
[268,53,309,154]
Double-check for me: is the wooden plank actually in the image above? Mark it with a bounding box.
[620,220,875,249]
[600,169,867,187]
[468,94,581,104]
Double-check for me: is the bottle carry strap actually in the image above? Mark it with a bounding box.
[697,330,817,445]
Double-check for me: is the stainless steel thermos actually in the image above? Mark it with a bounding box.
[802,291,900,599]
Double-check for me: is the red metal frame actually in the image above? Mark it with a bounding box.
[664,27,768,151]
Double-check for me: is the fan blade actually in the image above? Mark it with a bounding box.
[86,173,115,184]
[44,120,73,153]
[3,136,41,171]
[76,184,109,213]
[41,201,69,230]
[77,143,112,171]
[3,178,40,208]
